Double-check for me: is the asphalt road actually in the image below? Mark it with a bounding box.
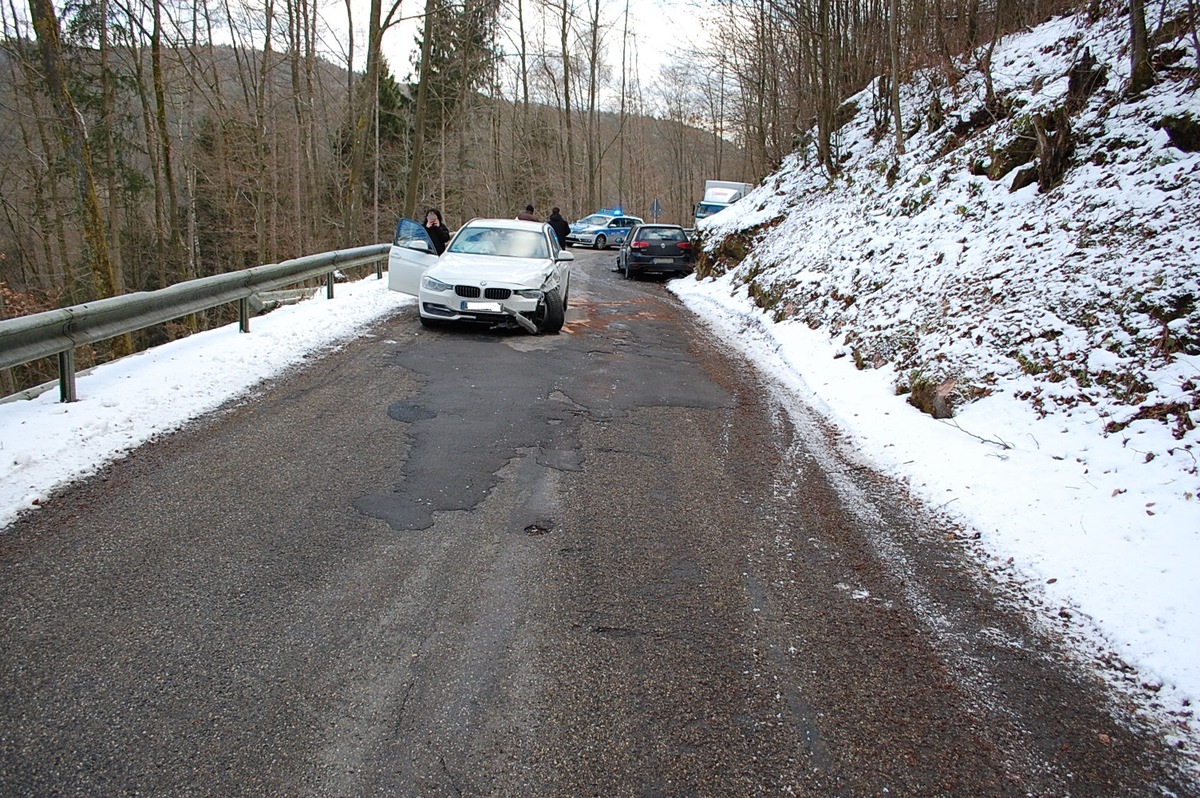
[0,247,1193,796]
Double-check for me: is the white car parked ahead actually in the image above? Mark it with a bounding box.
[388,217,574,334]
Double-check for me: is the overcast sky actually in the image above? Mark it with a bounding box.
[353,0,719,93]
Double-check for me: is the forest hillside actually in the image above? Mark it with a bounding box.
[0,26,731,394]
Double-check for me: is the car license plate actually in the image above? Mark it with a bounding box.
[653,257,674,264]
[463,300,503,312]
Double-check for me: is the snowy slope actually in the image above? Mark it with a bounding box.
[675,0,1199,765]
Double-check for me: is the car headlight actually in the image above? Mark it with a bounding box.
[515,289,543,299]
[421,275,452,292]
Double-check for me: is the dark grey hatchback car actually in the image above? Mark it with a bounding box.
[616,224,696,279]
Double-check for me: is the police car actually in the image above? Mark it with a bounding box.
[566,209,645,250]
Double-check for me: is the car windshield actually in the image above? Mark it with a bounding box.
[447,227,549,259]
[577,214,612,227]
[638,228,687,242]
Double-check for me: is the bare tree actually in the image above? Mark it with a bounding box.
[1129,0,1153,92]
[547,0,577,206]
[403,0,439,219]
[150,0,186,271]
[346,0,406,242]
[582,0,603,209]
[889,0,905,154]
[26,0,120,304]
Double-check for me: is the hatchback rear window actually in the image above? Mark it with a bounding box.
[639,228,687,242]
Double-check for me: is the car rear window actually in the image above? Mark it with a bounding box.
[639,228,687,242]
[448,228,548,258]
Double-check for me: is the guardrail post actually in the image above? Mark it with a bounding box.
[239,297,251,333]
[376,258,383,280]
[326,272,335,299]
[58,349,77,403]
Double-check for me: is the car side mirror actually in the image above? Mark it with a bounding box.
[555,250,575,262]
[405,239,431,253]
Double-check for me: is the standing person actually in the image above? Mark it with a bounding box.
[517,204,540,222]
[547,207,571,248]
[423,208,450,255]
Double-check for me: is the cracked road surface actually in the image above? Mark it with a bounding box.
[0,248,1192,796]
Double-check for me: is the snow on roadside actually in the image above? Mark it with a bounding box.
[672,277,1199,757]
[681,0,1199,761]
[0,277,412,531]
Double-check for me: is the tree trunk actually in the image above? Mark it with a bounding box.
[1033,108,1074,192]
[1129,0,1154,93]
[557,0,577,208]
[152,0,186,277]
[202,0,234,275]
[288,0,309,252]
[304,0,322,248]
[889,0,906,154]
[6,33,67,293]
[403,0,438,219]
[344,0,373,242]
[254,0,275,263]
[27,0,120,305]
[585,0,600,209]
[814,0,839,175]
[99,0,124,293]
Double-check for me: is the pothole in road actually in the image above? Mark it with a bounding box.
[524,521,555,536]
[387,401,437,423]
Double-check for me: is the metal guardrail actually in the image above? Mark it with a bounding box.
[0,243,391,403]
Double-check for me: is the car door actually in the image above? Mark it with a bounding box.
[612,217,638,245]
[607,218,627,245]
[618,225,638,268]
[543,227,570,290]
[388,218,439,296]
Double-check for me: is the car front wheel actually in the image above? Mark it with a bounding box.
[593,234,607,250]
[534,287,565,334]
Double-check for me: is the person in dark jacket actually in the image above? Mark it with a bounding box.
[517,204,540,222]
[547,207,571,248]
[423,208,450,254]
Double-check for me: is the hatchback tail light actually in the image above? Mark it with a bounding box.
[630,241,650,250]
[677,241,693,251]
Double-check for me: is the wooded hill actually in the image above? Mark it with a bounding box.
[0,0,738,394]
[0,38,732,306]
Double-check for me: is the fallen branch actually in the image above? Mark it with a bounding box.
[939,418,1014,449]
